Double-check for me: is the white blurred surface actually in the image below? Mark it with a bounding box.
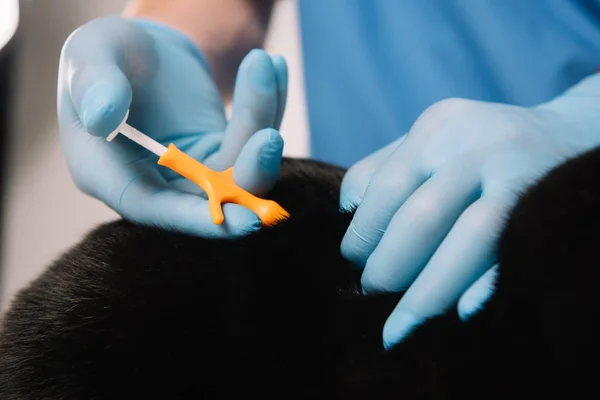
[0,0,19,50]
[0,0,308,311]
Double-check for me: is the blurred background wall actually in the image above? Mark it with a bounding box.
[0,0,309,311]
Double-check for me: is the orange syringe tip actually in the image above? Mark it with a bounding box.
[157,143,290,227]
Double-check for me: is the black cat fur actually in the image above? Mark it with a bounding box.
[0,148,598,399]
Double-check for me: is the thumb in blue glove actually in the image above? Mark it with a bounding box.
[58,17,288,238]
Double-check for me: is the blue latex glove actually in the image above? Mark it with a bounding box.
[57,17,287,238]
[340,74,600,349]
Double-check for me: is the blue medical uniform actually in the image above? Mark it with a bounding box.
[298,0,600,167]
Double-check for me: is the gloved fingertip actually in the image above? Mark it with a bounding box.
[173,202,262,238]
[383,310,421,350]
[269,55,288,129]
[232,128,283,195]
[339,191,361,213]
[457,266,499,320]
[244,49,277,93]
[339,169,368,212]
[269,53,286,65]
[80,81,131,137]
[340,223,372,268]
[260,128,284,164]
[360,268,391,294]
[457,295,485,321]
[270,54,288,78]
[220,203,263,234]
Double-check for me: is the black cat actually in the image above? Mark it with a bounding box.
[0,147,598,399]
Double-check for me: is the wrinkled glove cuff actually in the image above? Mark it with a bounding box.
[536,73,600,144]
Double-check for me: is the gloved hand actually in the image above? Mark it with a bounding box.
[58,17,287,238]
[340,75,600,349]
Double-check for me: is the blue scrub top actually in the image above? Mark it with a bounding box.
[298,0,600,168]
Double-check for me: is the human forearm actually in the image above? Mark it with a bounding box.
[122,0,276,102]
